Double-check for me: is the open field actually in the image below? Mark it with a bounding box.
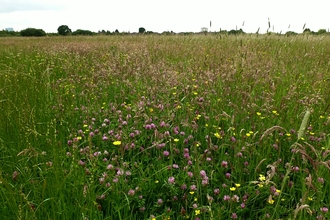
[0,34,330,220]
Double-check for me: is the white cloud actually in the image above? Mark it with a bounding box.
[0,0,329,33]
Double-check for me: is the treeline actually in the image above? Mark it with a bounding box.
[1,26,329,37]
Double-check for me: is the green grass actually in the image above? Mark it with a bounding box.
[0,34,330,219]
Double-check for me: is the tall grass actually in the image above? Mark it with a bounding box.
[0,34,330,219]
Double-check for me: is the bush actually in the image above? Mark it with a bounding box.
[20,28,46,37]
[72,29,95,36]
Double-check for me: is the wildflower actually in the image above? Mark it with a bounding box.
[292,166,299,172]
[221,161,228,168]
[195,210,201,215]
[235,183,241,188]
[257,112,261,116]
[268,199,274,204]
[12,171,19,181]
[163,151,170,157]
[173,138,179,142]
[189,191,195,195]
[214,132,221,139]
[200,170,207,178]
[232,195,240,202]
[214,188,220,195]
[173,164,179,169]
[113,140,121,145]
[168,176,175,184]
[223,195,231,201]
[190,185,197,191]
[246,133,251,137]
[157,199,163,205]
[155,180,159,184]
[308,197,313,201]
[128,189,135,196]
[320,207,328,213]
[231,213,238,219]
[318,177,324,184]
[230,187,236,191]
[259,174,266,181]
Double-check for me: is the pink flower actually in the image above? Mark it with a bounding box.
[223,195,231,201]
[168,176,175,184]
[128,189,135,196]
[320,207,328,213]
[221,161,228,168]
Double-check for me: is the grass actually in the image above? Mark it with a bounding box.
[0,34,330,220]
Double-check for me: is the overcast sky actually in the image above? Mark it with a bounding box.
[0,0,329,34]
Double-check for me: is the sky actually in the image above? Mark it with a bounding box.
[0,0,329,34]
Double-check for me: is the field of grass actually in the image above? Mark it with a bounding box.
[0,34,330,220]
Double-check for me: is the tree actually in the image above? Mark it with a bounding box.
[21,28,46,37]
[138,27,146,34]
[72,29,94,36]
[317,29,327,35]
[57,25,71,36]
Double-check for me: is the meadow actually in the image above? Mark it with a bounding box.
[0,34,330,220]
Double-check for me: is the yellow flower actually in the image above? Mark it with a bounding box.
[235,183,241,188]
[195,210,201,215]
[268,199,274,204]
[189,191,194,195]
[308,197,313,201]
[258,184,264,188]
[173,138,179,142]
[194,197,198,201]
[272,110,277,114]
[214,132,221,139]
[320,115,325,119]
[113,141,121,145]
[77,136,82,140]
[246,133,251,137]
[230,187,236,191]
[285,133,291,137]
[257,112,261,116]
[259,174,266,181]
[83,124,88,128]
[205,124,208,127]
[193,92,198,95]
[276,189,281,193]
[155,180,159,184]
[149,108,154,112]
